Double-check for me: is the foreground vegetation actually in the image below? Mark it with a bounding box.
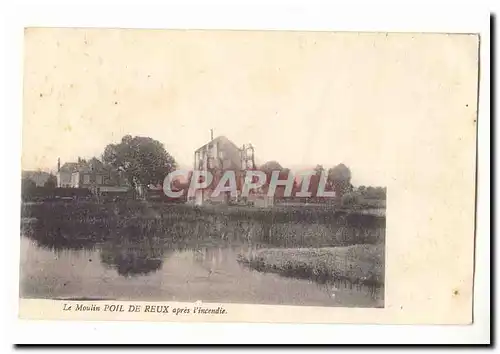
[21,200,385,248]
[237,244,384,286]
[21,200,385,284]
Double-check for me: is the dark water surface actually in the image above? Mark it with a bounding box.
[20,234,383,307]
[20,204,385,307]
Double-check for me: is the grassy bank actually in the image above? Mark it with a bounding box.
[21,200,385,224]
[21,201,385,250]
[237,244,384,286]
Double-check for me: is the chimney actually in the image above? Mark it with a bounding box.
[210,129,213,141]
[57,158,60,172]
[78,156,81,164]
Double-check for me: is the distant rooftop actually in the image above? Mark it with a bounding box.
[195,135,241,153]
[59,158,108,173]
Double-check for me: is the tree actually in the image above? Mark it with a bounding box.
[257,161,297,198]
[314,164,325,176]
[21,178,37,201]
[258,161,282,189]
[341,191,362,208]
[365,186,376,198]
[103,135,177,188]
[259,161,283,174]
[361,186,387,200]
[44,173,57,189]
[293,165,329,198]
[375,186,387,199]
[327,163,352,199]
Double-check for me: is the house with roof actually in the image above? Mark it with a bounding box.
[57,157,130,193]
[190,133,273,206]
[193,135,246,172]
[56,159,77,188]
[190,135,246,205]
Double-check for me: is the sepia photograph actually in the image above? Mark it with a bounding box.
[17,26,480,327]
[20,28,386,309]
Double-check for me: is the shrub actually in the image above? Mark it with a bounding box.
[341,192,362,207]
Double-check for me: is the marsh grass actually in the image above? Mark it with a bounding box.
[21,200,385,252]
[237,244,385,286]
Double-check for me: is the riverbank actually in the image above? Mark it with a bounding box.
[237,244,384,286]
[21,200,385,249]
[20,235,383,307]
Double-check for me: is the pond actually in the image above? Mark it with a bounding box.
[19,202,385,308]
[19,234,383,308]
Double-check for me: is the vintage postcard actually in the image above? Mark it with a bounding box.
[19,28,478,324]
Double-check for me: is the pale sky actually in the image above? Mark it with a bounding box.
[22,29,477,186]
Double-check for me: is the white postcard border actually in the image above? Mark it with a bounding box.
[3,0,492,345]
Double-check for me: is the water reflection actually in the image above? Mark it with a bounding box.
[99,237,166,277]
[22,218,169,277]
[22,214,385,280]
[22,222,97,252]
[20,208,385,307]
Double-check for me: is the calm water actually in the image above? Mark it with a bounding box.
[19,234,384,307]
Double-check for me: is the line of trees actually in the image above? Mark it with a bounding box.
[22,134,385,206]
[22,135,178,201]
[258,161,353,200]
[99,135,355,200]
[21,173,57,200]
[257,161,386,208]
[357,186,387,200]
